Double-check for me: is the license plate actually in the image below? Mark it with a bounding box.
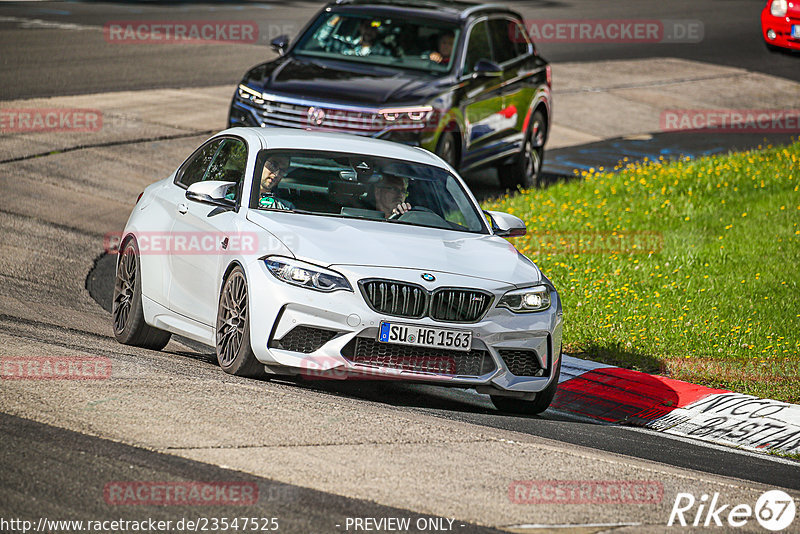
[378,322,472,352]
[793,25,800,39]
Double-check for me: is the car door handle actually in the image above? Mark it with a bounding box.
[177,203,188,214]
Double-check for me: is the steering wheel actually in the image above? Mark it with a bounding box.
[388,206,435,220]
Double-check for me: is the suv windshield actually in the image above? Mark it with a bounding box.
[250,150,487,234]
[293,12,460,74]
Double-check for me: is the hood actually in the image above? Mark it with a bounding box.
[242,56,444,105]
[246,210,541,286]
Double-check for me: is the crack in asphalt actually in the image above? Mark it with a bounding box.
[0,130,215,165]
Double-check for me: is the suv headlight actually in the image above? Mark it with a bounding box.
[264,257,352,292]
[238,84,265,105]
[377,106,438,130]
[497,286,551,313]
[770,0,787,16]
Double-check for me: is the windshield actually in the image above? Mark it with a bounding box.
[293,12,459,74]
[249,150,487,234]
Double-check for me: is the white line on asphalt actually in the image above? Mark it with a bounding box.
[0,16,99,32]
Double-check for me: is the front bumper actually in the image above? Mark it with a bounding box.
[761,11,800,50]
[246,261,563,394]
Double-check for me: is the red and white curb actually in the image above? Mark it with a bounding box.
[552,355,800,456]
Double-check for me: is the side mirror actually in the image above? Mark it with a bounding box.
[473,59,503,78]
[271,35,290,56]
[186,181,236,209]
[484,210,526,237]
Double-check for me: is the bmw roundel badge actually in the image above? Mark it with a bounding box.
[421,273,435,282]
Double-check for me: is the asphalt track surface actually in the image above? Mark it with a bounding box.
[0,0,798,101]
[2,0,800,531]
[87,253,800,493]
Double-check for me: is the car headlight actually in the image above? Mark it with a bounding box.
[238,84,265,105]
[770,0,787,16]
[377,106,438,130]
[497,286,551,313]
[264,257,352,292]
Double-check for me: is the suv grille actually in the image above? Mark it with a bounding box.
[342,337,496,377]
[247,96,382,135]
[498,349,546,377]
[359,280,492,323]
[270,326,339,354]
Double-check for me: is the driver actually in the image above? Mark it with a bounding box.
[259,155,294,210]
[374,175,411,218]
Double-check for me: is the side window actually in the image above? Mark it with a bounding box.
[177,139,222,188]
[509,19,531,57]
[205,138,248,201]
[205,139,247,183]
[488,18,519,65]
[463,20,491,75]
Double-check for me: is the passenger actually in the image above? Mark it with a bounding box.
[259,155,294,210]
[374,175,412,218]
[428,30,454,64]
[342,19,391,57]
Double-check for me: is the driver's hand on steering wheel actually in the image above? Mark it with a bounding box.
[391,202,412,217]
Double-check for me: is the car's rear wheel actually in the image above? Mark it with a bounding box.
[498,109,546,190]
[216,266,265,378]
[435,131,459,170]
[490,351,561,415]
[112,239,172,350]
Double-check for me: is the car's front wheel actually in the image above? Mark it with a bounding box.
[216,266,265,378]
[498,109,546,190]
[490,352,561,415]
[112,239,172,350]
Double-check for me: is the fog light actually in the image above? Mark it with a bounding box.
[767,29,777,40]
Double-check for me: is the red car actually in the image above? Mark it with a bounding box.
[762,0,800,51]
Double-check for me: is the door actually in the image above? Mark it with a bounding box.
[168,137,248,326]
[459,19,506,169]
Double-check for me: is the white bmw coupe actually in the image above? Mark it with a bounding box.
[113,128,563,414]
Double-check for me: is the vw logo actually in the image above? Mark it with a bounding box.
[421,273,435,282]
[307,106,326,127]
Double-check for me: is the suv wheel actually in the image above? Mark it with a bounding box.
[435,132,459,170]
[498,110,546,190]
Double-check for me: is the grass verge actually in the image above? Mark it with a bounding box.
[482,142,800,403]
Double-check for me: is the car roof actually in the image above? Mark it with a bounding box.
[329,0,516,23]
[223,127,448,169]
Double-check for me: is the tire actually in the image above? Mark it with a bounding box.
[498,109,547,190]
[435,131,459,170]
[490,351,561,415]
[112,239,172,350]
[216,266,265,378]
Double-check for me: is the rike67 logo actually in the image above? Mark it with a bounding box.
[668,490,796,531]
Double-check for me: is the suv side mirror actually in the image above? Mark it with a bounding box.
[473,59,503,78]
[484,210,526,237]
[271,35,290,56]
[186,181,236,209]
